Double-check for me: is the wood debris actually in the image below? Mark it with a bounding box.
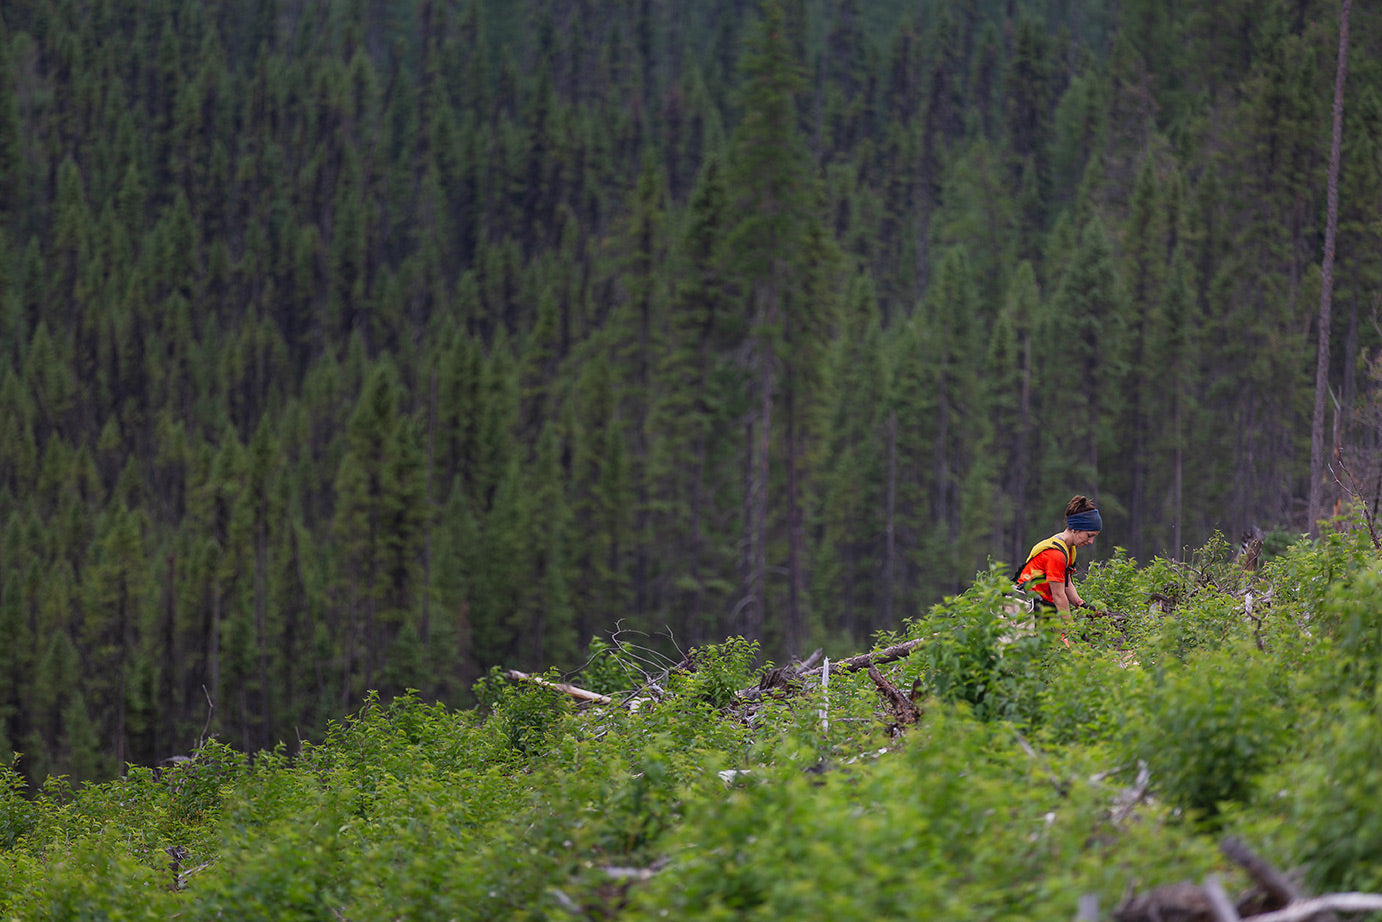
[1112,838,1373,922]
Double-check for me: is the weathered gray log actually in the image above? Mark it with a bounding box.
[796,638,928,680]
[503,670,613,705]
[1249,894,1382,922]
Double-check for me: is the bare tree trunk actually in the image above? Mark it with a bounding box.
[883,410,897,625]
[1173,401,1184,560]
[1310,0,1350,535]
[255,506,270,751]
[754,311,773,643]
[422,366,437,649]
[786,385,805,657]
[742,414,756,638]
[1014,333,1032,566]
[210,581,221,720]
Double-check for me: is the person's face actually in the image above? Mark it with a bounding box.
[1072,530,1100,548]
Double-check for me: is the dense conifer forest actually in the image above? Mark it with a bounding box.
[2,0,1381,788]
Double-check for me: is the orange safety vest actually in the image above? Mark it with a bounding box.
[1013,536,1076,604]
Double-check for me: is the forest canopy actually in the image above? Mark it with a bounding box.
[1,0,1381,786]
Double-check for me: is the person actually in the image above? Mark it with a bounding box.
[1013,494,1102,624]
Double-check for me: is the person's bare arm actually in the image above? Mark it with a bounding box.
[1063,581,1086,611]
[1049,580,1072,618]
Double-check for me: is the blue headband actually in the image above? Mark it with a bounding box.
[1066,509,1102,532]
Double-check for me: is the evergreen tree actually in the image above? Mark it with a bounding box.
[987,261,1041,567]
[886,304,938,617]
[332,360,427,700]
[81,500,153,770]
[647,151,744,646]
[723,0,817,651]
[920,246,990,592]
[523,422,578,669]
[1033,216,1126,538]
[811,271,889,639]
[1119,156,1171,558]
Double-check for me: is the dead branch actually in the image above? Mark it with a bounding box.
[503,670,613,705]
[1204,875,1240,922]
[1248,894,1382,922]
[1210,879,1243,922]
[1108,762,1151,827]
[797,638,929,680]
[1115,880,1218,922]
[1219,838,1300,908]
[867,665,920,728]
[1330,456,1382,551]
[1115,839,1373,922]
[199,685,215,749]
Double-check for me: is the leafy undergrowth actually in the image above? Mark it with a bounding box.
[4,523,1382,920]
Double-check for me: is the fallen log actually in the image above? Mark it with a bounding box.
[867,664,921,728]
[1114,838,1371,922]
[503,670,613,705]
[796,638,928,680]
[1218,837,1299,910]
[1248,894,1382,922]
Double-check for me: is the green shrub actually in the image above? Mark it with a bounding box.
[2,836,170,921]
[474,667,575,759]
[0,756,33,850]
[1268,696,1382,893]
[1313,562,1382,701]
[916,565,1053,724]
[1124,643,1294,820]
[671,636,760,710]
[1038,651,1147,746]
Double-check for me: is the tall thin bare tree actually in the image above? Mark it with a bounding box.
[1309,0,1351,535]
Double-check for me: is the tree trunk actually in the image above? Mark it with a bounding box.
[423,365,437,648]
[255,498,270,751]
[884,410,897,625]
[1309,0,1350,535]
[1015,332,1032,566]
[786,383,805,657]
[753,298,773,643]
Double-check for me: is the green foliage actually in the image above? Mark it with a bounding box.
[672,637,760,710]
[914,565,1053,724]
[0,757,32,850]
[4,12,1382,916]
[1124,643,1296,821]
[1038,651,1147,746]
[576,635,636,695]
[1268,695,1382,894]
[473,668,574,759]
[2,534,1382,918]
[1313,559,1382,702]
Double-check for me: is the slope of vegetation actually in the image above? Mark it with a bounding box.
[3,523,1380,920]
[3,0,1382,789]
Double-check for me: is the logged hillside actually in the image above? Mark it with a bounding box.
[3,529,1382,920]
[2,0,1382,786]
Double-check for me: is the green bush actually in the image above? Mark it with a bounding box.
[576,634,644,694]
[3,534,1378,921]
[474,667,575,759]
[916,565,1054,724]
[1124,643,1295,820]
[1314,562,1382,701]
[671,636,760,710]
[0,756,33,850]
[1267,695,1382,894]
[1038,651,1146,746]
